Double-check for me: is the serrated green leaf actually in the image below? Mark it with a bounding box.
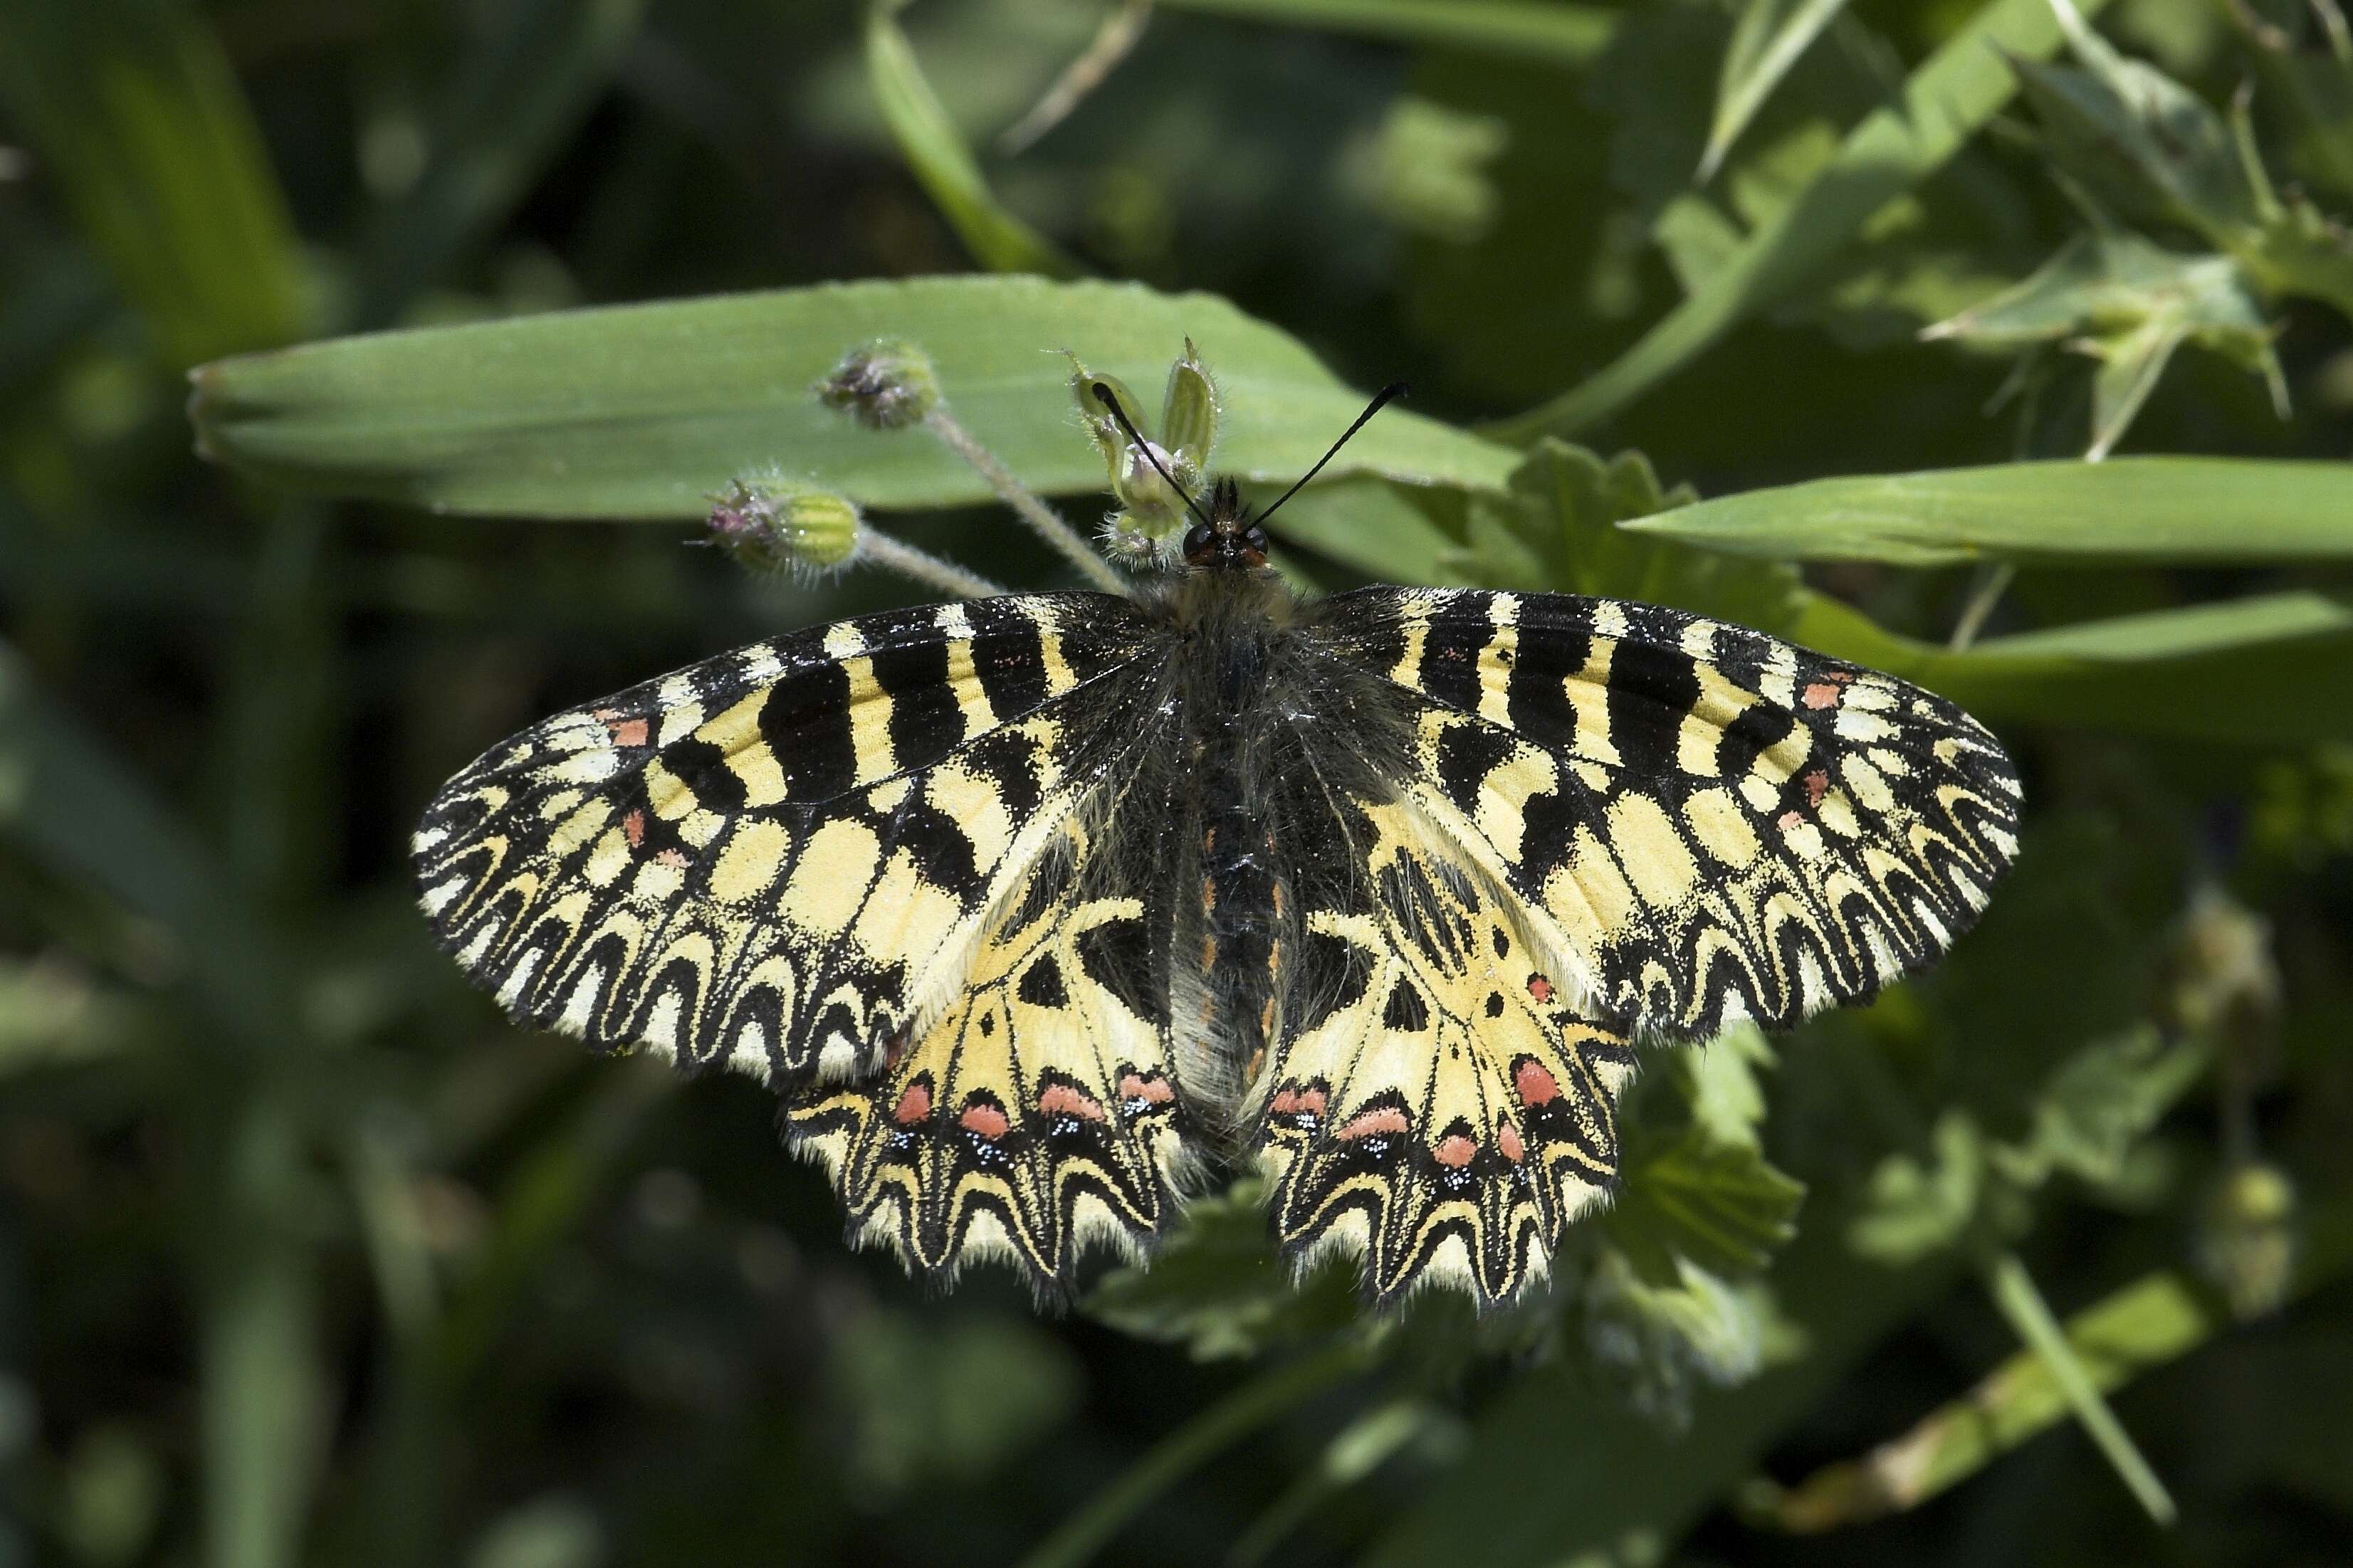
[1580,1249,1789,1431]
[1457,441,1798,628]
[1992,1025,2211,1190]
[190,277,1517,520]
[1624,457,2353,566]
[1083,1179,1356,1360]
[1682,1023,1776,1152]
[1608,1127,1807,1283]
[1848,1110,1985,1265]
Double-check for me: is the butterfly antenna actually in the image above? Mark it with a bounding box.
[1256,382,1408,524]
[1091,382,1216,530]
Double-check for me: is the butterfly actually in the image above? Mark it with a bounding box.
[413,377,2020,1310]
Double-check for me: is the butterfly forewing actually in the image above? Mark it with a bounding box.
[1312,587,2022,1039]
[412,593,1163,1088]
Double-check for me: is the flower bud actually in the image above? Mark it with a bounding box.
[1159,338,1220,475]
[2197,1161,2297,1320]
[815,339,940,431]
[1066,352,1195,549]
[707,475,861,575]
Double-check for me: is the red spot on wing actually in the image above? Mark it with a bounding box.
[609,717,650,747]
[958,1102,1010,1140]
[1526,974,1554,1004]
[1117,1071,1175,1107]
[891,1082,932,1125]
[1803,769,1829,807]
[1037,1083,1106,1122]
[1777,809,1804,831]
[1434,1134,1477,1169]
[1497,1118,1525,1162]
[1271,1084,1326,1119]
[654,848,689,869]
[1335,1105,1410,1142]
[1802,681,1841,710]
[1514,1059,1560,1107]
[622,809,647,848]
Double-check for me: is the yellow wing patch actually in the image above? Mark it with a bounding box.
[1253,799,1633,1310]
[784,823,1190,1288]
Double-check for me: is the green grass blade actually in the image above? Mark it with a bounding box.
[1487,0,2110,443]
[201,1096,325,1568]
[1152,0,1615,63]
[1623,458,2353,565]
[351,0,647,328]
[1699,0,1853,183]
[189,277,1518,517]
[1017,1337,1373,1568]
[1756,1193,2353,1528]
[1895,592,2353,745]
[868,0,1082,276]
[1982,1251,2176,1525]
[0,0,305,365]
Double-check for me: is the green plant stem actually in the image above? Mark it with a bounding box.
[923,407,1129,594]
[1018,1335,1373,1568]
[997,0,1153,155]
[1947,562,2014,651]
[1982,1250,2178,1526]
[854,527,1007,599]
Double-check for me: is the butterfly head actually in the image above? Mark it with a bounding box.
[1089,377,1407,578]
[1182,478,1272,573]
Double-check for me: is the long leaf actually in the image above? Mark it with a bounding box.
[1699,0,1853,182]
[1900,592,2353,746]
[1623,458,2353,565]
[1758,1191,2353,1529]
[1152,0,1615,63]
[869,0,1082,276]
[189,277,1519,517]
[0,0,305,364]
[1487,0,2112,442]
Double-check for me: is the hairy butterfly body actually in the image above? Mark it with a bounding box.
[414,395,2020,1310]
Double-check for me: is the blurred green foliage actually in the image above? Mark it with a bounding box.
[4,1,2353,1566]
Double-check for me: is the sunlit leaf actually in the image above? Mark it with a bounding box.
[1151,0,1615,63]
[1699,0,1852,184]
[191,278,1517,519]
[1626,456,2353,566]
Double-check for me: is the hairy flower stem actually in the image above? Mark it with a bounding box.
[922,407,1129,594]
[856,527,1006,600]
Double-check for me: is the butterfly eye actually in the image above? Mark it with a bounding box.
[1182,522,1215,559]
[1244,524,1270,555]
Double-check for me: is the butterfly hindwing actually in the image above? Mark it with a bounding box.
[412,592,1161,1088]
[1313,588,2021,1039]
[782,795,1195,1290]
[1251,791,1634,1308]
